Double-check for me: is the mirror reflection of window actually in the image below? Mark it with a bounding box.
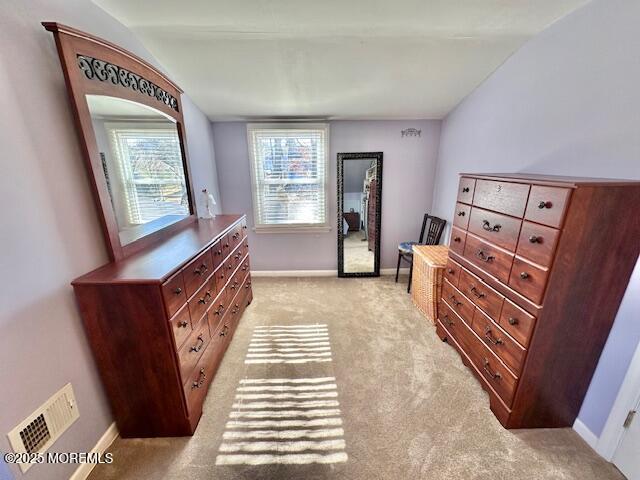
[86,95,190,245]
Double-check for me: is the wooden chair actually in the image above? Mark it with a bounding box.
[395,214,446,293]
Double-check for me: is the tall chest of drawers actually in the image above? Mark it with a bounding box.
[73,215,252,437]
[436,174,640,428]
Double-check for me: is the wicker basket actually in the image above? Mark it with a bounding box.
[411,245,449,325]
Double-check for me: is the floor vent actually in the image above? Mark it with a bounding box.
[7,383,80,472]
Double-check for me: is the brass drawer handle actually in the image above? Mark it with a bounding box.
[190,334,205,352]
[245,282,252,289]
[220,325,229,337]
[508,317,519,325]
[475,250,495,262]
[178,320,189,328]
[214,304,224,316]
[194,263,208,275]
[173,287,182,295]
[529,235,541,244]
[462,187,470,193]
[191,368,206,389]
[198,291,212,304]
[483,359,501,380]
[470,286,486,299]
[520,272,529,279]
[538,201,552,209]
[448,294,462,307]
[484,326,503,345]
[457,211,466,217]
[442,314,454,327]
[482,220,501,232]
[453,236,462,243]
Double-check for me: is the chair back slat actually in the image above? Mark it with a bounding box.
[423,215,446,245]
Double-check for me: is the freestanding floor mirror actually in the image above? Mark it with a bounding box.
[337,152,383,277]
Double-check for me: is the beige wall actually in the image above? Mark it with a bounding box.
[0,2,219,478]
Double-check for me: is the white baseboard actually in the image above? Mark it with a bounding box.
[250,268,410,277]
[70,422,118,480]
[573,418,598,450]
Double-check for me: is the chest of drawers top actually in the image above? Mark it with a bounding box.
[73,215,246,285]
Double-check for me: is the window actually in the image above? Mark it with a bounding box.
[247,123,329,232]
[108,124,189,226]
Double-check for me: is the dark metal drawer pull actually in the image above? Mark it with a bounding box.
[508,317,519,325]
[198,291,212,304]
[483,359,501,380]
[475,250,495,262]
[457,211,466,217]
[453,236,462,243]
[442,314,454,327]
[482,220,502,232]
[173,287,182,295]
[520,272,529,279]
[484,326,503,345]
[190,335,205,352]
[462,187,470,193]
[448,295,462,307]
[178,320,189,328]
[245,282,252,289]
[529,235,541,244]
[470,286,485,299]
[192,368,206,389]
[220,325,229,337]
[538,201,552,209]
[447,268,454,274]
[214,304,224,315]
[194,264,208,275]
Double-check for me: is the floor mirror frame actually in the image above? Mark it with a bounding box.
[337,152,383,278]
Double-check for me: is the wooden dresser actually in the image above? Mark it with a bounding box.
[437,174,640,428]
[343,212,360,232]
[73,215,252,437]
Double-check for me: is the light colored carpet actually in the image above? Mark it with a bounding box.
[343,231,374,273]
[89,276,623,480]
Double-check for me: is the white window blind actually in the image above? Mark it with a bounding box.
[109,126,189,225]
[248,124,329,230]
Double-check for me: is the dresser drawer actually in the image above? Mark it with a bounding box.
[453,202,471,230]
[444,258,462,287]
[442,280,474,325]
[471,308,526,376]
[238,256,251,277]
[188,275,215,324]
[162,271,186,318]
[450,227,467,256]
[438,301,468,347]
[524,186,571,228]
[220,233,232,259]
[468,207,521,252]
[457,177,476,204]
[516,221,560,267]
[230,244,245,270]
[229,224,244,249]
[465,331,518,406]
[169,304,192,349]
[463,234,514,284]
[207,288,229,334]
[210,239,224,270]
[183,250,213,298]
[178,315,211,382]
[214,263,228,295]
[508,257,549,304]
[473,180,530,218]
[499,299,536,348]
[458,268,504,320]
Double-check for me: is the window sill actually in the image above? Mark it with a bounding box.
[253,225,332,234]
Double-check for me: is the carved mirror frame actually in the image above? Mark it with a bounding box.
[43,22,196,261]
[337,152,383,278]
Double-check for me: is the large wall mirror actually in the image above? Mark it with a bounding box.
[44,22,195,261]
[337,152,383,277]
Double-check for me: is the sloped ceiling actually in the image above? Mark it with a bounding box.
[92,0,589,120]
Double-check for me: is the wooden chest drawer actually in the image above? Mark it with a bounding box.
[188,275,216,324]
[499,299,536,348]
[183,250,213,298]
[214,263,228,294]
[238,256,250,277]
[467,207,521,252]
[457,177,476,204]
[207,288,229,334]
[230,244,245,270]
[508,257,549,304]
[524,186,571,228]
[463,234,514,284]
[220,233,232,258]
[444,258,462,287]
[162,271,186,318]
[210,239,224,270]
[178,315,211,382]
[473,180,530,218]
[169,304,192,349]
[471,308,526,376]
[229,224,244,249]
[458,268,504,321]
[450,227,467,256]
[453,202,471,230]
[442,280,474,325]
[516,221,560,268]
[465,330,519,406]
[438,301,467,346]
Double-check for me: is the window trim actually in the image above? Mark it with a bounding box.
[246,122,330,233]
